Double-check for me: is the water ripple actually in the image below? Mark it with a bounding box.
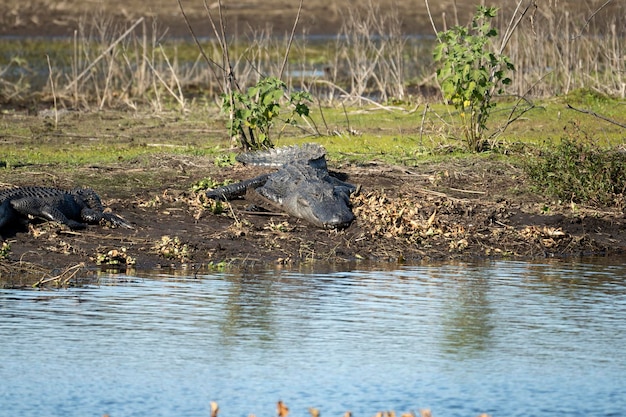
[1,258,626,416]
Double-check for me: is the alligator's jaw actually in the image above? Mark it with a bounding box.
[294,200,355,229]
[284,196,355,229]
[320,211,355,229]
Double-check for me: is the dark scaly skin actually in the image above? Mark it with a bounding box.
[0,186,132,231]
[205,174,271,200]
[206,144,356,229]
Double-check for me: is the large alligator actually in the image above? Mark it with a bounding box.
[0,186,132,232]
[206,143,357,229]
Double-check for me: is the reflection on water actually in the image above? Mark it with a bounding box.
[1,259,626,417]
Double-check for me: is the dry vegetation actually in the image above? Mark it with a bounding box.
[0,0,624,110]
[209,399,485,417]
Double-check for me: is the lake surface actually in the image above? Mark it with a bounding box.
[1,259,625,417]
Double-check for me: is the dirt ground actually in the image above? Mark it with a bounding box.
[1,147,625,286]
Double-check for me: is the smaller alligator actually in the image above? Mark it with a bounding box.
[206,144,357,229]
[0,186,132,232]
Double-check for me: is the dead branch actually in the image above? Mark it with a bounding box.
[566,103,626,129]
[571,0,614,40]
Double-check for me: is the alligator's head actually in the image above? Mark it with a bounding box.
[280,183,355,229]
[255,162,356,229]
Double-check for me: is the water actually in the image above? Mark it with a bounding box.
[1,259,626,417]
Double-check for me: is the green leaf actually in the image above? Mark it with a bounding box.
[295,103,310,117]
[433,43,445,61]
[248,85,259,98]
[267,88,284,104]
[485,7,498,18]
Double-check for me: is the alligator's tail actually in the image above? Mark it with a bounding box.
[206,174,271,201]
[236,143,327,169]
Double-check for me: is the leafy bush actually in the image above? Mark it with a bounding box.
[221,77,311,149]
[433,6,515,152]
[525,138,626,207]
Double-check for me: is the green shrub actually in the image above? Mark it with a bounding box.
[525,138,626,207]
[221,77,311,149]
[433,6,515,152]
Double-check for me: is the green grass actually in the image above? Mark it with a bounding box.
[296,93,625,163]
[0,107,226,167]
[1,91,623,169]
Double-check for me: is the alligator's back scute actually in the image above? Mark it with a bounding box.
[236,143,327,169]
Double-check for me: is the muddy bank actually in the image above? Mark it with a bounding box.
[1,151,625,287]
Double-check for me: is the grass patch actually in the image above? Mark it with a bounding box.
[1,94,624,170]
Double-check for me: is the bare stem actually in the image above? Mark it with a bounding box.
[566,103,626,129]
[45,55,58,129]
[279,0,303,80]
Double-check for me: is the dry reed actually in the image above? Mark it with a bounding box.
[0,260,90,288]
[497,0,625,98]
[3,1,625,112]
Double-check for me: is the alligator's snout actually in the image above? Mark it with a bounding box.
[321,212,355,229]
[281,192,355,229]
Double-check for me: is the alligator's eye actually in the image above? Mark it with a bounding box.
[334,189,350,201]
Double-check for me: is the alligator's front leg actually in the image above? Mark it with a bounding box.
[10,197,87,229]
[0,200,16,230]
[206,173,270,200]
[102,212,133,229]
[70,188,133,229]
